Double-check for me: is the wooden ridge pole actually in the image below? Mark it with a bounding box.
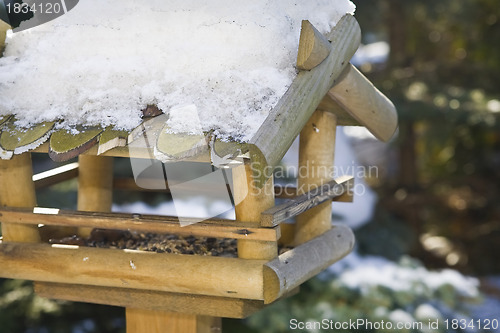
[0,153,40,242]
[294,111,337,245]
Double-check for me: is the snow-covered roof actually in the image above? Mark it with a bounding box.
[0,1,397,175]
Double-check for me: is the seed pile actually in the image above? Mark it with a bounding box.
[49,228,293,257]
[90,232,238,257]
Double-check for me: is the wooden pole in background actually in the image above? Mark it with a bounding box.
[77,155,114,238]
[0,153,40,242]
[294,110,337,245]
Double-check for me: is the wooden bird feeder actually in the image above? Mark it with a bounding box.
[0,15,397,333]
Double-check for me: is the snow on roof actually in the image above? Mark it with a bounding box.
[0,0,355,141]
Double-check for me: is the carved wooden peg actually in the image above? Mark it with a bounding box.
[296,20,332,70]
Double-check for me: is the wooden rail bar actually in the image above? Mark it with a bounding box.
[0,241,267,300]
[263,224,355,304]
[35,282,267,319]
[260,176,354,227]
[0,208,280,242]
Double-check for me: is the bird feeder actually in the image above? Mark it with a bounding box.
[0,14,397,333]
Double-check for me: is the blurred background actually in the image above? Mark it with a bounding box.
[1,0,500,332]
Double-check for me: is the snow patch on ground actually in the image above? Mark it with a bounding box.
[330,253,480,299]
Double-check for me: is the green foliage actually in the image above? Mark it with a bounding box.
[0,279,125,333]
[353,0,500,275]
[226,258,481,333]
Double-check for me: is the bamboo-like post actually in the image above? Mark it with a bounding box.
[294,110,337,245]
[126,310,221,333]
[233,160,277,260]
[0,153,40,242]
[77,155,114,237]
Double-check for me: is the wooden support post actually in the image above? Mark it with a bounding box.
[0,153,40,242]
[126,310,221,333]
[294,110,337,245]
[233,160,277,260]
[77,155,114,238]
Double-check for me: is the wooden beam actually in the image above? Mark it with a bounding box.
[0,207,280,242]
[0,153,40,242]
[49,127,103,162]
[296,20,331,70]
[294,110,337,245]
[0,121,54,154]
[156,124,209,161]
[33,162,79,189]
[97,127,128,155]
[263,225,354,304]
[35,282,266,319]
[260,176,354,227]
[244,15,361,186]
[77,155,114,238]
[327,64,398,142]
[0,241,267,300]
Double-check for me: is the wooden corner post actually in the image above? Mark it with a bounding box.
[0,153,40,242]
[294,110,337,245]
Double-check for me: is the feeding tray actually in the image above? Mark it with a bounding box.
[0,175,355,318]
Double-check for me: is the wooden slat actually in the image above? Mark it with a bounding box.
[35,282,266,319]
[33,162,79,189]
[0,207,280,242]
[263,224,355,304]
[260,176,354,227]
[0,241,267,300]
[97,127,128,155]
